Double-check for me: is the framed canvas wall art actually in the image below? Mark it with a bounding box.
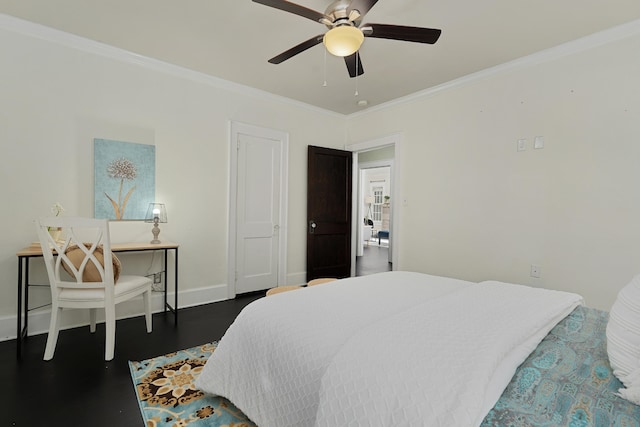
[94,138,155,220]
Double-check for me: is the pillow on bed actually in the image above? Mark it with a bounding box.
[606,274,640,404]
[62,244,121,284]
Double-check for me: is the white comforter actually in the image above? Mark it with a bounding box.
[196,271,582,427]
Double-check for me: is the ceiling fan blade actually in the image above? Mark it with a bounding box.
[344,52,364,78]
[348,0,380,18]
[362,23,442,44]
[268,35,324,64]
[252,0,327,23]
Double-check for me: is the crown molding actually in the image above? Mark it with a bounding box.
[349,18,640,118]
[0,13,344,119]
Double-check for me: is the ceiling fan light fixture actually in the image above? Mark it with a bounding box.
[323,25,364,57]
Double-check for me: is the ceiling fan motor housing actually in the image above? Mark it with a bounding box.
[324,0,362,28]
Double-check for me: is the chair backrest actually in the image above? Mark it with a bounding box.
[35,217,115,292]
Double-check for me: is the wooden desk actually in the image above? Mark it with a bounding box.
[16,241,179,357]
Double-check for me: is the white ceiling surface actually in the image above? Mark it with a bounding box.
[1,1,640,115]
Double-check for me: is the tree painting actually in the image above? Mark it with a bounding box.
[105,157,137,220]
[94,139,155,220]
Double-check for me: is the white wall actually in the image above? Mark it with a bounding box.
[347,26,640,310]
[0,17,346,339]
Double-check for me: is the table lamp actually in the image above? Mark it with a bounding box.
[145,203,167,244]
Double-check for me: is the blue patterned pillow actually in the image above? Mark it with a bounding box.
[607,274,640,404]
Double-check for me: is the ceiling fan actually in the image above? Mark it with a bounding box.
[253,0,442,78]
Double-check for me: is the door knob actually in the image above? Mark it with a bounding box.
[309,220,317,234]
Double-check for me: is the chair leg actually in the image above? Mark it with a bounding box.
[104,306,116,361]
[89,308,97,333]
[144,290,152,333]
[44,306,62,361]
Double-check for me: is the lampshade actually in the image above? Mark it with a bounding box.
[145,203,167,223]
[365,196,375,204]
[323,26,364,57]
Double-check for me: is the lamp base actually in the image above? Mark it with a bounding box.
[151,223,161,244]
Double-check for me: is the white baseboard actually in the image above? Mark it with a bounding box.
[0,283,229,342]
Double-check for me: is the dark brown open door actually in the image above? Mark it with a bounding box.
[307,145,352,281]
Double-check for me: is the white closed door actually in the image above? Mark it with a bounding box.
[235,131,282,293]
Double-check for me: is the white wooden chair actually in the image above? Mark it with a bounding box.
[35,217,152,361]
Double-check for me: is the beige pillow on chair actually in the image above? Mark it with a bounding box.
[62,244,121,284]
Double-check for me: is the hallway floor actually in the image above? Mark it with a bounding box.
[356,243,392,276]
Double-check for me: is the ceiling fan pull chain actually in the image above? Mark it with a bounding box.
[322,48,328,87]
[354,51,359,96]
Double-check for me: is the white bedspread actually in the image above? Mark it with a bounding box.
[196,271,582,427]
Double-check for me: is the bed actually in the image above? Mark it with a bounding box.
[195,271,640,426]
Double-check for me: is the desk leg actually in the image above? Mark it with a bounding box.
[174,248,178,325]
[24,258,29,333]
[163,249,168,315]
[16,257,30,358]
[162,248,178,325]
[17,257,23,358]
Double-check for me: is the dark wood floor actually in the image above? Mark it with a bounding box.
[1,293,262,427]
[2,247,389,427]
[356,242,392,276]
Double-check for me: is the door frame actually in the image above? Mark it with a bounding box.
[228,121,289,298]
[345,133,402,276]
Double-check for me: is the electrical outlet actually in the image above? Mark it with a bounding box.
[530,265,541,278]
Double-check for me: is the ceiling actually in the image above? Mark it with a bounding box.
[1,0,640,115]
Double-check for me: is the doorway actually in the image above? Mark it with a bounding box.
[346,134,401,277]
[359,163,392,275]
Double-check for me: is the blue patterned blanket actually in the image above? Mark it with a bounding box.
[481,306,640,427]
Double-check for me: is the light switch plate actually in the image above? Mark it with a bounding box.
[534,136,544,149]
[517,139,526,152]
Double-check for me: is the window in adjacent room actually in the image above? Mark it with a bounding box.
[372,186,383,222]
